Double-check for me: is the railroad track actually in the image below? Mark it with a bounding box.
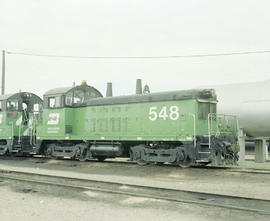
[0,155,137,165]
[0,169,269,215]
[1,155,270,175]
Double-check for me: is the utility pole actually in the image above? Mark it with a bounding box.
[1,50,5,95]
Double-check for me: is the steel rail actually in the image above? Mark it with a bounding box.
[0,169,269,215]
[1,155,270,174]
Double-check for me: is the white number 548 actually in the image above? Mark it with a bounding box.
[149,106,179,121]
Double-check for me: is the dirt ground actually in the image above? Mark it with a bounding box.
[0,157,270,221]
[0,180,268,221]
[1,157,270,199]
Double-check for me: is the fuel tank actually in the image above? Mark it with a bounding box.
[90,143,124,157]
[200,80,270,137]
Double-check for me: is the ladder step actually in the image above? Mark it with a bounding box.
[12,150,20,153]
[200,143,210,146]
[196,159,210,163]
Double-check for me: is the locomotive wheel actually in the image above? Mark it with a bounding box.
[78,149,88,162]
[78,156,88,162]
[198,162,209,167]
[136,159,149,166]
[45,144,54,157]
[14,151,28,157]
[2,150,11,157]
[179,162,192,168]
[97,156,106,162]
[75,144,89,162]
[156,162,164,166]
[52,156,64,160]
[46,145,63,160]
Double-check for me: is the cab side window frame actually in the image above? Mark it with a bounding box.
[0,100,4,112]
[47,95,63,109]
[65,91,73,107]
[7,99,19,112]
[198,102,217,120]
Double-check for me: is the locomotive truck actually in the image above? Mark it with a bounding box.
[33,81,239,166]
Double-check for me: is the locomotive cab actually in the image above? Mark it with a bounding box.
[0,92,43,155]
[36,82,103,158]
[43,81,103,108]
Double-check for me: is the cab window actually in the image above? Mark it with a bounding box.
[7,100,18,111]
[74,90,84,104]
[85,90,100,100]
[198,102,216,120]
[65,89,88,106]
[33,103,41,113]
[65,92,73,106]
[0,101,3,111]
[48,96,61,108]
[65,88,102,107]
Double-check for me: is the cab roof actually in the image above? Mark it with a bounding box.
[44,86,73,96]
[44,84,102,97]
[0,92,42,102]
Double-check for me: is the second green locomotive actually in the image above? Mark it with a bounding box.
[0,92,42,155]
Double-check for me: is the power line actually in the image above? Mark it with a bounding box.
[5,49,270,60]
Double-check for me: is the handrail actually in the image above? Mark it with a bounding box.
[18,123,21,144]
[207,113,211,149]
[32,115,38,146]
[30,126,32,146]
[33,127,36,146]
[23,109,28,121]
[208,113,238,150]
[189,113,196,147]
[9,122,14,145]
[31,119,36,146]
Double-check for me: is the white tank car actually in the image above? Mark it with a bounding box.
[200,80,270,138]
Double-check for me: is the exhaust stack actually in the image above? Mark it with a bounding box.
[136,79,142,95]
[106,82,113,97]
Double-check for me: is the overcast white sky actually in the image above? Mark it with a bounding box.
[0,0,270,97]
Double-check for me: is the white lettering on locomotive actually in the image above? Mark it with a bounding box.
[47,113,60,125]
[149,106,179,121]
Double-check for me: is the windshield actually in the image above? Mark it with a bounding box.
[65,88,100,106]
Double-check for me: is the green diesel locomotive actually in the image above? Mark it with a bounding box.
[0,92,42,155]
[34,81,239,166]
